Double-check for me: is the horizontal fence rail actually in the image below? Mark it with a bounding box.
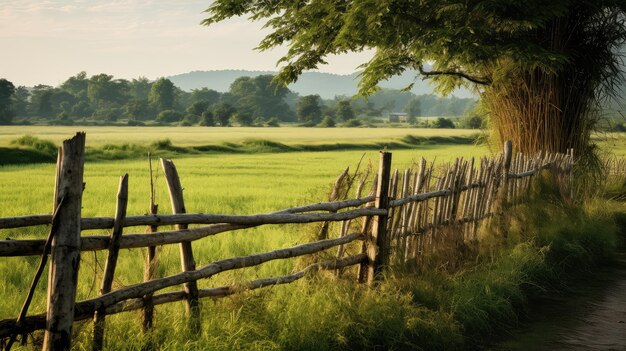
[0,133,580,350]
[0,208,384,257]
[0,197,377,230]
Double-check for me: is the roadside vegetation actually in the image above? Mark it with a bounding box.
[76,177,623,350]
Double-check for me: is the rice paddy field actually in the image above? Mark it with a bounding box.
[0,127,489,346]
[1,126,624,349]
[0,126,477,148]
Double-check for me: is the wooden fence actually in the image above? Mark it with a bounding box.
[0,133,573,350]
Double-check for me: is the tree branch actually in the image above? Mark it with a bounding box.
[418,65,491,85]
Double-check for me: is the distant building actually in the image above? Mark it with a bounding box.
[389,112,408,123]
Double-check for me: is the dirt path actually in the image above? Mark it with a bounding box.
[490,252,626,350]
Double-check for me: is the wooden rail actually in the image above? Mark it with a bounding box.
[0,197,376,230]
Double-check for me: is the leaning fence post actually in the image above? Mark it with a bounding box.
[367,151,392,286]
[43,132,86,351]
[92,174,129,351]
[160,159,201,332]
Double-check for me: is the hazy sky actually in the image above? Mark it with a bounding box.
[1,0,373,87]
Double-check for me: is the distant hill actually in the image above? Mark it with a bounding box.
[168,69,474,99]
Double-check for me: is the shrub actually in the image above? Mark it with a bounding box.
[318,116,336,127]
[343,118,362,127]
[200,111,215,126]
[94,107,123,122]
[431,117,456,129]
[156,109,183,123]
[150,139,173,150]
[127,119,144,126]
[11,135,57,155]
[266,117,280,127]
[458,115,484,129]
[233,113,254,126]
[182,114,200,125]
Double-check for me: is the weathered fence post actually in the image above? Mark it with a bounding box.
[160,159,200,331]
[43,132,86,351]
[143,153,158,334]
[367,151,392,286]
[93,174,129,351]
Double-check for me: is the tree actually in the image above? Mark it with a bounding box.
[149,78,176,111]
[125,100,152,121]
[204,1,626,156]
[61,71,89,98]
[319,116,336,127]
[129,77,152,101]
[72,101,93,118]
[0,78,15,124]
[335,100,355,121]
[200,111,215,126]
[88,74,129,109]
[186,101,211,117]
[213,101,236,126]
[296,95,323,125]
[405,97,421,118]
[228,75,293,121]
[190,88,221,106]
[13,86,30,117]
[30,85,55,118]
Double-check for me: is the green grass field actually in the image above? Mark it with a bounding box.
[0,127,623,350]
[0,129,488,348]
[0,126,477,148]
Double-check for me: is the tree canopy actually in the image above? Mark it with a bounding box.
[149,78,176,111]
[204,0,626,154]
[297,95,323,125]
[229,75,293,121]
[0,78,16,125]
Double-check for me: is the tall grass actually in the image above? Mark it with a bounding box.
[67,187,622,350]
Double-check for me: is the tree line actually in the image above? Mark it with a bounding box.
[0,73,477,127]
